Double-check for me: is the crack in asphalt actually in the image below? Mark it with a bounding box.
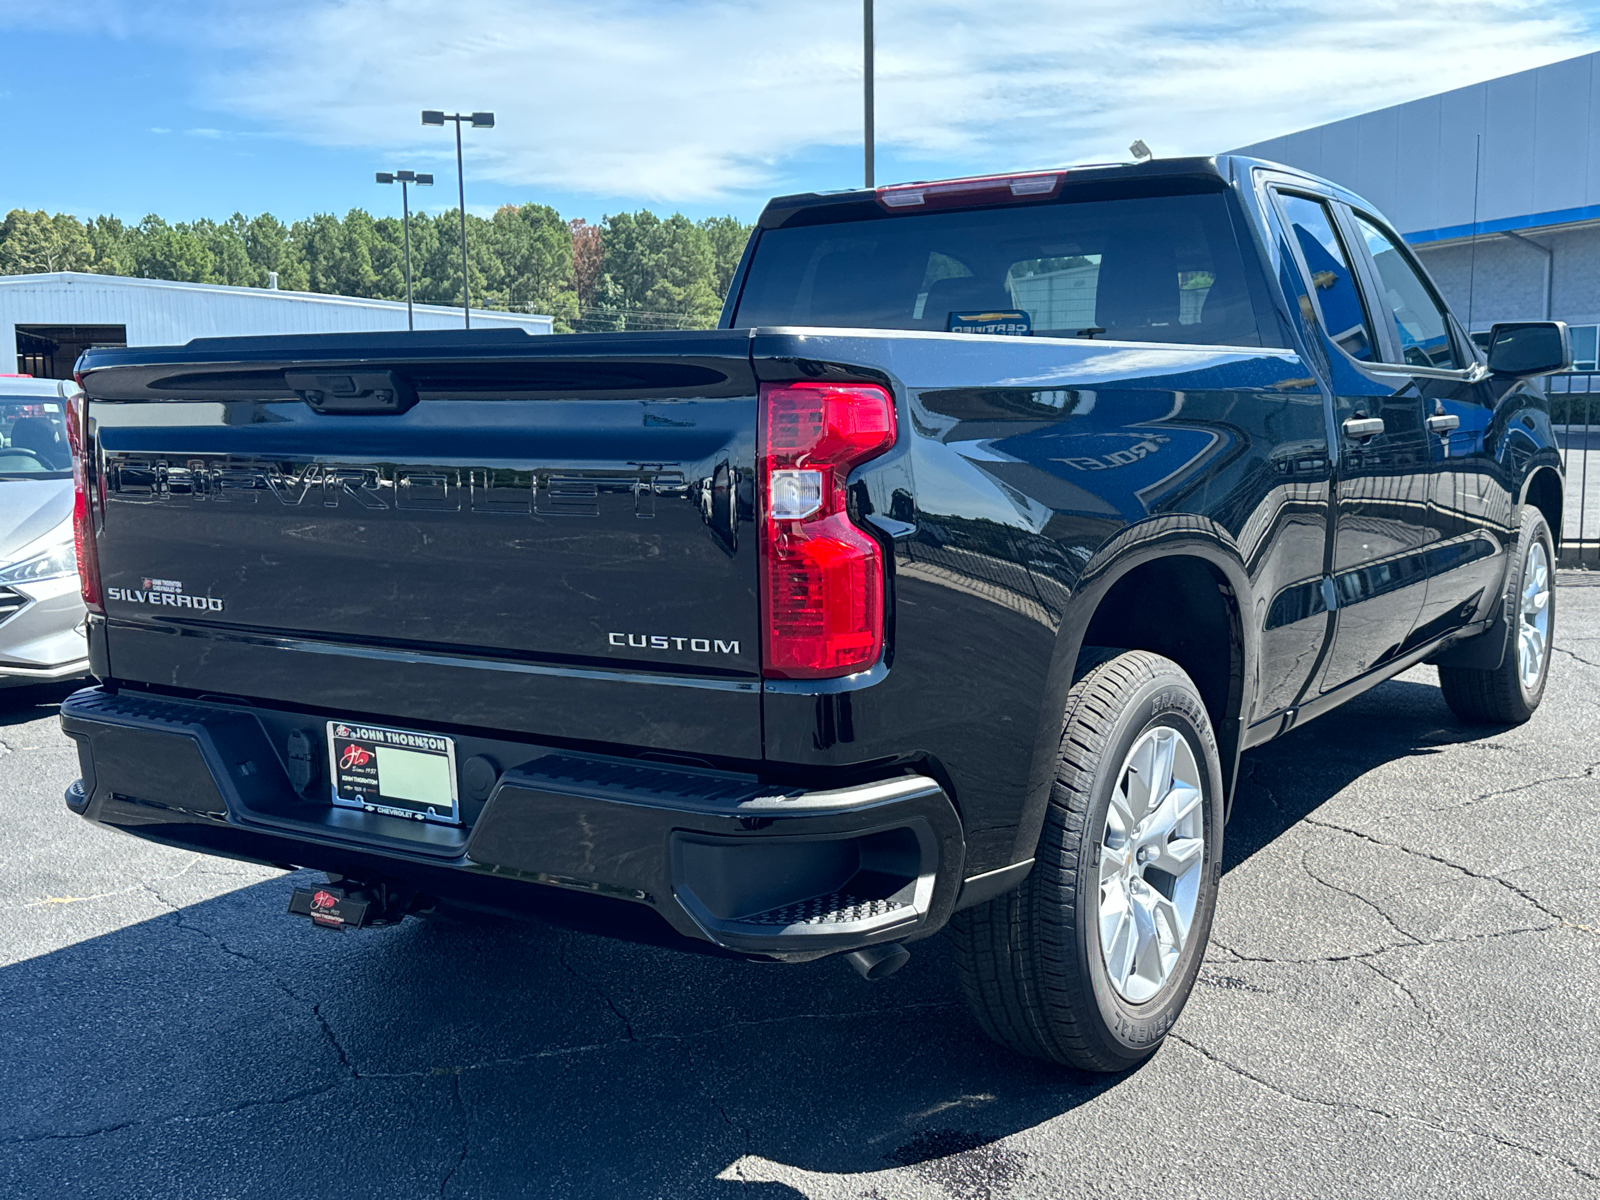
[1300,817,1597,936]
[557,935,637,1043]
[22,854,206,910]
[0,1000,964,1149]
[691,1046,755,1195]
[1298,846,1424,949]
[1554,645,1600,670]
[1,1080,351,1147]
[140,878,358,1080]
[1415,760,1600,815]
[438,1070,468,1199]
[1209,922,1557,966]
[1170,1035,1600,1183]
[1360,957,1439,1030]
[1241,741,1598,947]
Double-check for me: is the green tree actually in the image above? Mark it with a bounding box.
[364,215,410,303]
[132,215,212,282]
[600,210,721,329]
[699,215,752,308]
[85,216,137,276]
[488,204,579,330]
[413,209,496,312]
[3,202,752,325]
[0,209,95,274]
[186,218,253,287]
[238,213,308,291]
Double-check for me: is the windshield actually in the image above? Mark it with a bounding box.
[0,398,72,480]
[733,189,1280,347]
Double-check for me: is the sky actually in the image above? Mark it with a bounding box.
[0,0,1596,228]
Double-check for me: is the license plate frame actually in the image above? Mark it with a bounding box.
[326,720,460,825]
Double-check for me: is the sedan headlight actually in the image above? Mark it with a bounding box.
[0,538,77,586]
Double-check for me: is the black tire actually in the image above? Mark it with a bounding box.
[1439,506,1555,725]
[949,650,1225,1071]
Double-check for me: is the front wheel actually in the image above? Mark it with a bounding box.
[1439,506,1555,725]
[950,650,1224,1071]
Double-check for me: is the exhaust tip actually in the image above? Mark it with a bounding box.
[844,942,910,981]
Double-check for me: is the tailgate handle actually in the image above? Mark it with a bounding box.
[286,370,417,415]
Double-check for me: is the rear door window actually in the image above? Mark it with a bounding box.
[1273,192,1378,363]
[734,189,1281,347]
[1351,214,1462,370]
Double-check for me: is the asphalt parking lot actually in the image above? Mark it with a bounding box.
[3,584,1598,1200]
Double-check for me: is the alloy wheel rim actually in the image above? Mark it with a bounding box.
[1518,540,1551,692]
[1098,725,1206,1004]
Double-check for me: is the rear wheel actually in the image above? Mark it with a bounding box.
[1439,507,1555,725]
[949,650,1224,1071]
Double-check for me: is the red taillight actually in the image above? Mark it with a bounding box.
[759,381,896,679]
[65,395,103,612]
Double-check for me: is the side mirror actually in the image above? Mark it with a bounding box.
[1487,321,1572,377]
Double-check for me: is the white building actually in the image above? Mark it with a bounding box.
[1,273,552,379]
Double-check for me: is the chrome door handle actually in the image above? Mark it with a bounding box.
[1426,414,1460,433]
[1343,417,1385,438]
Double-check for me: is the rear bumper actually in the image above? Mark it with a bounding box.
[59,687,966,960]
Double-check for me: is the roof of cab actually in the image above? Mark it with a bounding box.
[755,155,1366,230]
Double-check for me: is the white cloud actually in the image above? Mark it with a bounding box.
[15,0,1600,202]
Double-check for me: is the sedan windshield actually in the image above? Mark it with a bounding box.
[0,399,72,480]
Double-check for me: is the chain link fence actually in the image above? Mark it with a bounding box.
[1549,372,1600,568]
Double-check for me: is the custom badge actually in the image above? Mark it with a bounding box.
[947,310,1032,336]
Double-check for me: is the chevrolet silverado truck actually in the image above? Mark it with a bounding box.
[60,157,1571,1071]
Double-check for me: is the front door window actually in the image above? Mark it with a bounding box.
[1352,215,1461,370]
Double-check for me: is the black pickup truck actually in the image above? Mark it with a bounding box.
[60,156,1570,1071]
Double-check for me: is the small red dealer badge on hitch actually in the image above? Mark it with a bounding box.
[288,885,370,931]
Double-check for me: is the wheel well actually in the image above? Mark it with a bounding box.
[1526,468,1563,551]
[1080,556,1244,785]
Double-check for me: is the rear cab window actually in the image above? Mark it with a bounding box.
[733,184,1284,348]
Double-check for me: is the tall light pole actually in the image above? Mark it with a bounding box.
[863,0,874,188]
[376,169,433,331]
[421,109,495,328]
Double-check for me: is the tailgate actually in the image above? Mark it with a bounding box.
[80,330,762,758]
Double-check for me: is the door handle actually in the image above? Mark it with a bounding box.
[1342,416,1385,438]
[1426,414,1460,433]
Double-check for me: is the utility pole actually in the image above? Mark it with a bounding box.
[376,170,433,330]
[863,0,875,188]
[422,109,495,328]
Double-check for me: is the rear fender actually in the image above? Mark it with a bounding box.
[1010,516,1253,866]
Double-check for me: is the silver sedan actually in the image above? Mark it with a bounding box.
[0,379,88,687]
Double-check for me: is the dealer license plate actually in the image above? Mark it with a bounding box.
[326,720,459,824]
